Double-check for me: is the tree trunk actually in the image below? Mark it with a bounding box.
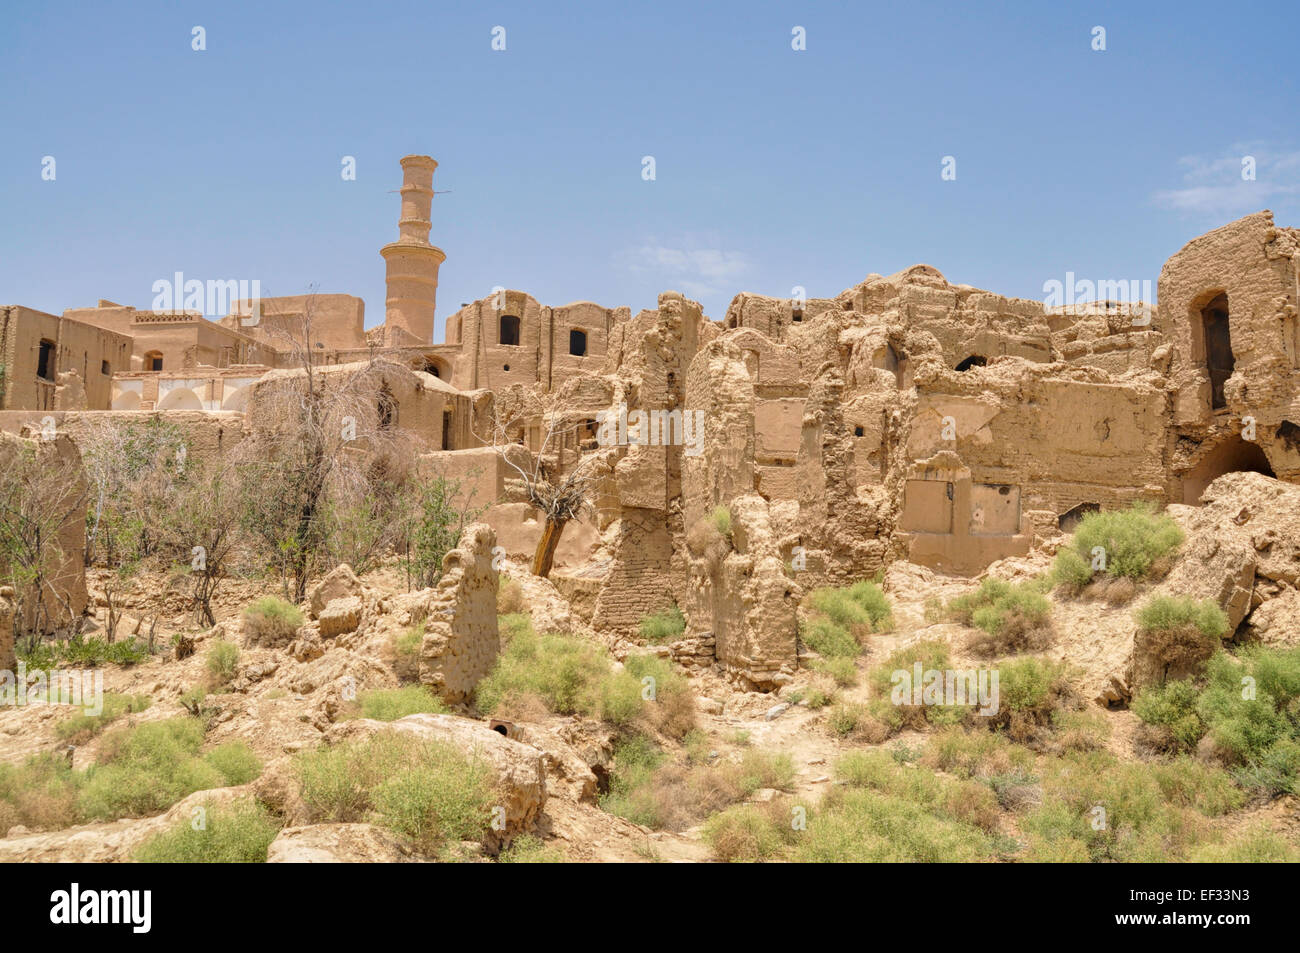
[531,517,567,578]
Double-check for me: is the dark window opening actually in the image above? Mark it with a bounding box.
[144,350,164,371]
[36,339,55,381]
[569,329,588,357]
[101,360,111,376]
[1200,293,1234,410]
[1058,502,1100,533]
[792,309,803,323]
[500,314,521,346]
[1278,420,1300,454]
[503,364,510,372]
[422,360,440,378]
[955,355,987,372]
[441,410,452,451]
[854,426,865,437]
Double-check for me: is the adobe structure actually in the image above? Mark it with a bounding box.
[3,155,1299,689]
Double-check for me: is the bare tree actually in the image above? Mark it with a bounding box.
[155,455,244,627]
[0,435,89,645]
[475,384,612,578]
[239,292,416,600]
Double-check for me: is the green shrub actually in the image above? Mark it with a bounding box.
[801,618,859,659]
[1190,826,1300,862]
[639,606,686,644]
[1055,503,1184,583]
[1050,547,1094,592]
[708,506,732,537]
[205,640,240,688]
[0,753,82,831]
[55,693,151,745]
[241,596,303,645]
[1136,596,1229,638]
[19,637,150,669]
[947,578,1052,656]
[601,739,794,832]
[1133,679,1205,753]
[808,581,893,633]
[475,629,613,718]
[358,686,448,721]
[371,757,494,850]
[861,642,976,733]
[204,741,263,786]
[498,612,532,644]
[703,801,798,862]
[134,799,280,863]
[618,653,696,738]
[294,732,494,852]
[599,735,667,827]
[793,787,994,862]
[810,656,857,687]
[477,629,691,734]
[77,717,261,821]
[1022,750,1216,862]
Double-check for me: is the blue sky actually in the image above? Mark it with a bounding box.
[2,0,1297,341]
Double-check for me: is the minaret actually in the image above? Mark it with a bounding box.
[381,155,446,345]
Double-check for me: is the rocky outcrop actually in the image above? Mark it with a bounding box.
[325,713,546,847]
[309,564,364,618]
[266,823,417,863]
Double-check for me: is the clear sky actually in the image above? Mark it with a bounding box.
[2,0,1297,341]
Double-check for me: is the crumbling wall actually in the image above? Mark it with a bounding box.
[418,523,500,703]
[590,292,703,636]
[1159,211,1300,487]
[0,586,15,676]
[695,494,799,690]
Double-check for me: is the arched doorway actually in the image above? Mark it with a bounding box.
[1181,435,1274,503]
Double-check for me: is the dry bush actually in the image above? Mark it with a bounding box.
[642,681,697,740]
[686,517,730,576]
[824,702,892,742]
[241,596,303,647]
[943,781,1001,833]
[965,609,1054,657]
[497,578,526,615]
[1080,574,1138,606]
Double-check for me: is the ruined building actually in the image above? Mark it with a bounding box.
[3,156,1298,689]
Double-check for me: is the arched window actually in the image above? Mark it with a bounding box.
[569,328,587,356]
[144,350,164,371]
[500,314,521,346]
